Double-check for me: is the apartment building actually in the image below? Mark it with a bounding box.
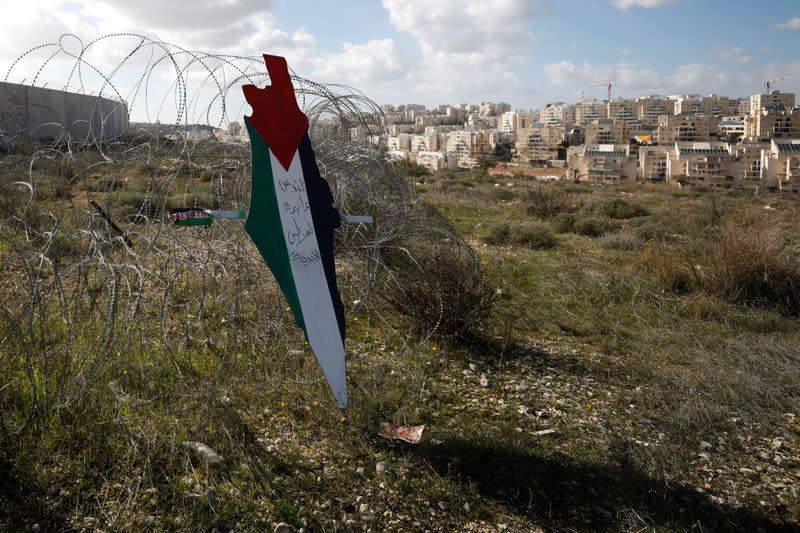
[761,139,800,193]
[415,150,455,173]
[478,101,511,117]
[411,132,439,152]
[575,100,608,124]
[750,91,795,113]
[731,98,750,115]
[386,133,412,152]
[672,94,732,115]
[730,142,768,191]
[638,145,671,181]
[516,123,565,163]
[718,115,746,139]
[607,99,640,127]
[636,96,674,127]
[539,102,573,127]
[446,129,492,169]
[568,144,636,183]
[743,108,800,142]
[656,114,720,144]
[667,142,738,189]
[584,118,631,145]
[500,111,537,133]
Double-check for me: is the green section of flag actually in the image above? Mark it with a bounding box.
[174,216,213,227]
[243,117,306,335]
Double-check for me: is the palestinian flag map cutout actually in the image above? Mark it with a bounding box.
[243,54,348,408]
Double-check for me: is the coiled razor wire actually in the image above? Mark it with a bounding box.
[0,34,481,419]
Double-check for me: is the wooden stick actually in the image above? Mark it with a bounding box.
[90,200,133,248]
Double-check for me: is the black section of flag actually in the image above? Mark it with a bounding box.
[296,130,346,344]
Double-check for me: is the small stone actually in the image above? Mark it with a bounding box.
[375,461,390,474]
[759,451,771,461]
[274,523,297,533]
[31,525,41,533]
[356,467,364,475]
[463,502,471,513]
[699,441,713,451]
[359,503,370,514]
[437,501,447,510]
[479,374,489,388]
[183,441,223,464]
[771,438,784,450]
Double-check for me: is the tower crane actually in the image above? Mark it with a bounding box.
[764,76,787,92]
[592,81,617,102]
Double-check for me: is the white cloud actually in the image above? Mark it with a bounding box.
[772,17,800,30]
[611,0,678,10]
[714,46,752,64]
[543,59,728,96]
[312,39,409,83]
[381,0,551,100]
[543,61,614,86]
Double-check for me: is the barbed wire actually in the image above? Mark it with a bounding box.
[0,34,478,420]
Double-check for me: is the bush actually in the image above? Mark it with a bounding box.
[392,159,429,178]
[599,231,643,251]
[573,216,616,237]
[381,239,495,339]
[632,220,670,242]
[705,214,800,315]
[515,222,557,250]
[636,245,698,294]
[484,222,512,245]
[484,222,556,250]
[591,198,650,219]
[552,213,577,234]
[525,186,575,218]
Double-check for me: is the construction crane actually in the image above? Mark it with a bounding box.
[592,81,617,102]
[764,76,788,92]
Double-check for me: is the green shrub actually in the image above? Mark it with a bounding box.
[573,216,616,237]
[484,222,512,245]
[591,198,650,219]
[514,222,557,250]
[525,186,575,218]
[490,188,517,202]
[484,222,557,250]
[632,220,669,241]
[552,213,577,234]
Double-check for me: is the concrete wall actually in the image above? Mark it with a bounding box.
[0,82,129,143]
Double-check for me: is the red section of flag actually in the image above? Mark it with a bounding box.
[243,54,309,171]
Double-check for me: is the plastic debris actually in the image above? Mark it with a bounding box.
[378,423,425,444]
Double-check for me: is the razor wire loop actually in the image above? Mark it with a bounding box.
[0,34,476,417]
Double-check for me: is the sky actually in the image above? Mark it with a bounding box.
[0,0,798,122]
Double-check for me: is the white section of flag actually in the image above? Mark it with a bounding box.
[269,149,348,408]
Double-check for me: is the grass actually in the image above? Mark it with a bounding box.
[2,153,800,531]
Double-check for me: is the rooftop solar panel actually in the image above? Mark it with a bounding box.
[776,143,800,152]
